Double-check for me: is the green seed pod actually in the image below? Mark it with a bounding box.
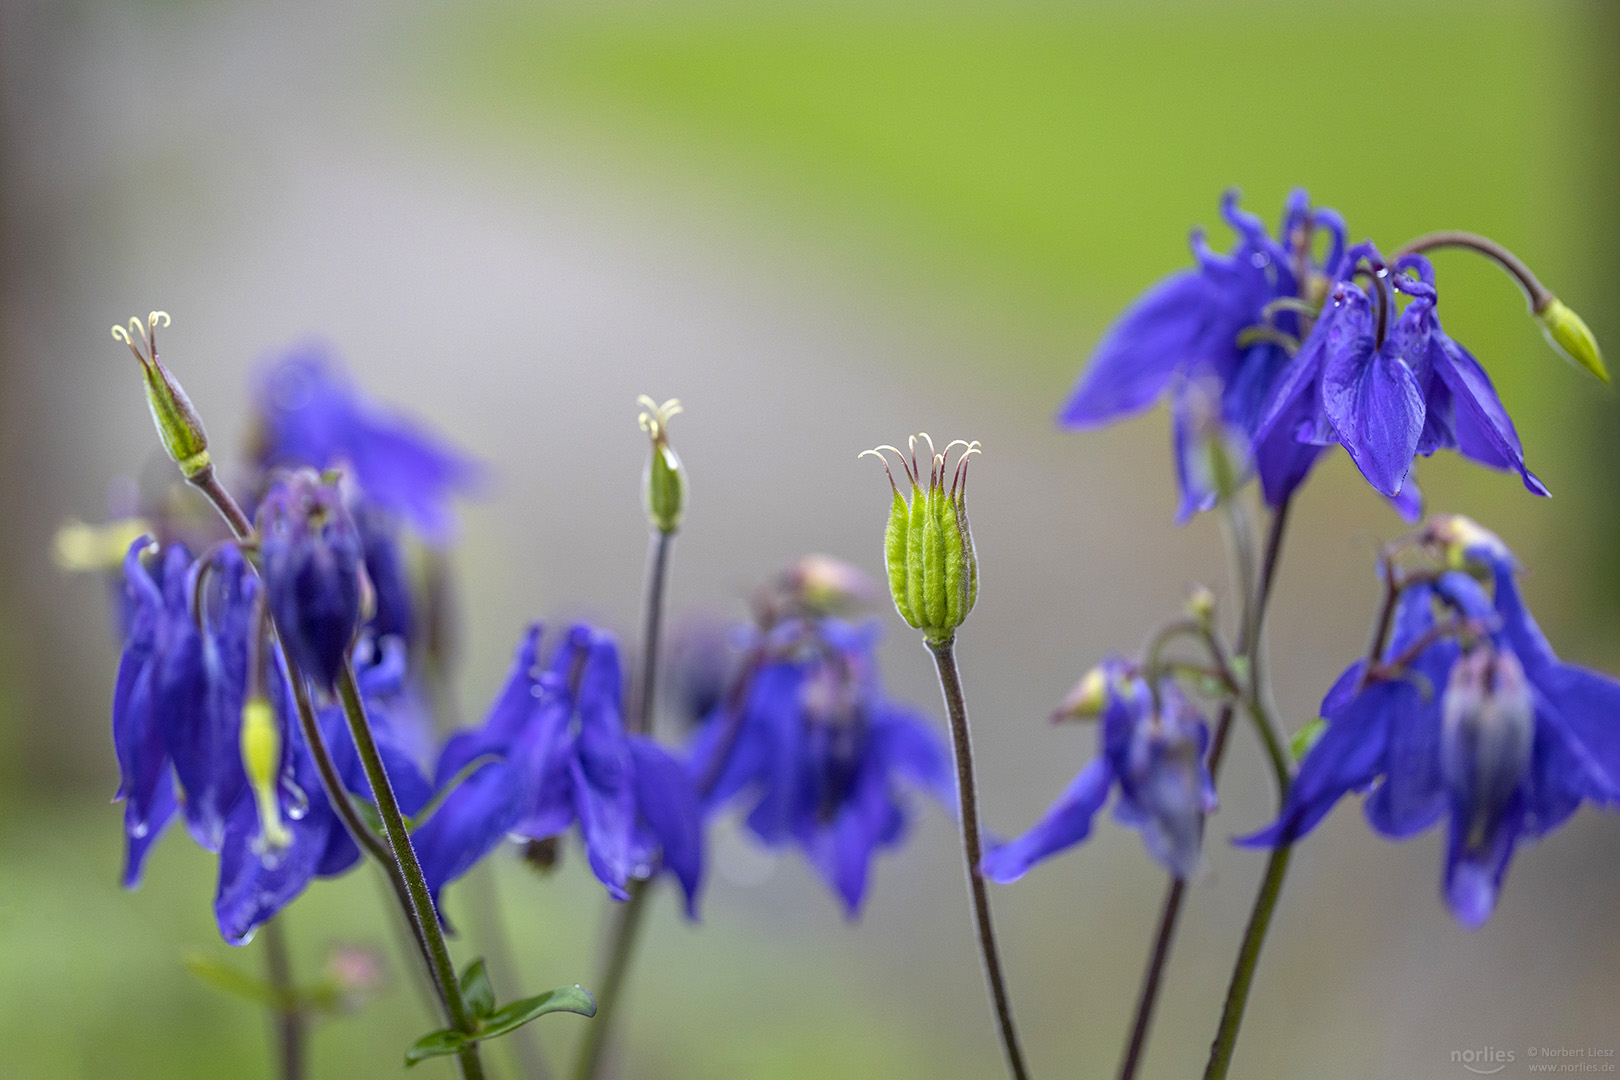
[861,435,980,643]
[638,395,686,533]
[112,312,211,478]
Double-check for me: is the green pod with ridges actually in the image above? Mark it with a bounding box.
[957,490,978,616]
[921,483,947,630]
[941,484,965,629]
[905,483,926,626]
[884,488,919,627]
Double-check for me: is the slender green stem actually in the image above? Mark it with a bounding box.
[572,526,678,1080]
[468,863,554,1080]
[1394,230,1554,313]
[927,636,1032,1080]
[1116,497,1293,1080]
[1201,845,1293,1080]
[262,917,305,1080]
[632,530,674,736]
[335,663,486,1080]
[571,880,652,1080]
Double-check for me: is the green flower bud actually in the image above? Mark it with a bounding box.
[638,395,685,534]
[111,312,212,478]
[1420,514,1514,576]
[1051,665,1109,722]
[861,435,979,643]
[1536,298,1608,384]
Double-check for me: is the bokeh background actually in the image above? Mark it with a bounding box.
[2,1,1618,1077]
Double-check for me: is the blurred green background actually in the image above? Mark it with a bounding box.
[2,1,1618,1077]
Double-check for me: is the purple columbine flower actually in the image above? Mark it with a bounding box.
[1240,525,1620,927]
[982,659,1217,883]
[254,344,483,542]
[412,623,704,916]
[1058,189,1345,521]
[258,471,364,690]
[688,617,953,916]
[1256,247,1545,509]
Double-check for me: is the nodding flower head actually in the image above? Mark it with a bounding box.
[111,311,211,478]
[860,435,980,644]
[258,470,364,689]
[638,395,685,534]
[1419,514,1516,576]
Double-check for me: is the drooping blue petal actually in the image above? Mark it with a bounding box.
[413,760,529,909]
[982,759,1113,883]
[213,787,333,947]
[259,474,364,689]
[1321,294,1425,497]
[122,769,178,889]
[871,709,955,809]
[570,629,637,899]
[1432,334,1549,496]
[629,737,705,917]
[1442,788,1525,930]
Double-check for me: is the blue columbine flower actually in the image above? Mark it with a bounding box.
[688,616,953,916]
[258,470,364,690]
[412,623,704,916]
[1256,248,1545,508]
[112,536,431,943]
[1058,189,1345,520]
[982,659,1217,883]
[254,344,483,542]
[1240,520,1620,927]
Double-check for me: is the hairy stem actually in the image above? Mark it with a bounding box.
[927,636,1032,1080]
[1116,497,1292,1080]
[336,664,485,1080]
[632,530,674,736]
[262,916,305,1080]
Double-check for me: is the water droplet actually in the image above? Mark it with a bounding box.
[1250,252,1270,268]
[282,779,309,820]
[130,821,149,839]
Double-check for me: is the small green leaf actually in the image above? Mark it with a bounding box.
[479,986,597,1043]
[405,1029,467,1066]
[1290,718,1328,762]
[184,953,279,1008]
[460,958,495,1019]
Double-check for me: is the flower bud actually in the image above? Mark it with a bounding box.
[777,554,878,617]
[1185,583,1217,626]
[638,396,685,533]
[111,312,212,478]
[1441,646,1533,865]
[1051,665,1110,722]
[1420,514,1514,575]
[1536,298,1608,384]
[861,435,979,643]
[240,692,292,855]
[259,470,364,688]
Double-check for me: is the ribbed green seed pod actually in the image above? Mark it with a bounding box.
[863,437,980,643]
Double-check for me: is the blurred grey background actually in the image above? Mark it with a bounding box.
[1,1,1617,1077]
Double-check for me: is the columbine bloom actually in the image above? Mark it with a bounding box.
[412,623,704,915]
[254,344,483,541]
[258,470,364,689]
[112,537,431,943]
[1241,521,1620,927]
[1255,248,1545,508]
[1058,189,1345,520]
[982,660,1217,882]
[688,616,953,915]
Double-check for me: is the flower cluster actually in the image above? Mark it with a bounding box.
[1060,190,1576,521]
[688,613,954,915]
[1241,518,1620,927]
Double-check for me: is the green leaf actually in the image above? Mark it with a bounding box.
[1290,718,1328,763]
[460,958,495,1019]
[479,986,597,1043]
[184,953,280,1009]
[405,1029,467,1066]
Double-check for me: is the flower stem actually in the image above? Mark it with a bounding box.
[335,663,486,1080]
[571,526,678,1080]
[632,530,674,736]
[1200,844,1293,1080]
[1115,497,1293,1080]
[261,916,305,1080]
[571,879,652,1080]
[927,635,1032,1080]
[1394,230,1555,313]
